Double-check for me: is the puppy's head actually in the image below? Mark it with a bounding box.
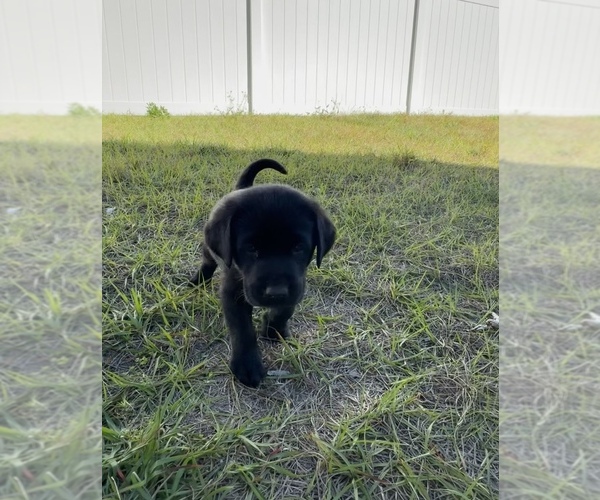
[204,185,335,307]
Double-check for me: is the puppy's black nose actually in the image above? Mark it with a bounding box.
[264,285,289,299]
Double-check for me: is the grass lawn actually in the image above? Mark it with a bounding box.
[0,116,102,498]
[500,117,600,497]
[102,114,498,498]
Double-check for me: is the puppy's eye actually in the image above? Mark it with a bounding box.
[292,243,305,253]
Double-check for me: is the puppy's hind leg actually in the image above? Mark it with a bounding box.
[190,245,218,286]
[262,306,295,341]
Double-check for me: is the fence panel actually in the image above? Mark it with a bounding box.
[250,0,415,114]
[102,0,248,114]
[500,0,600,115]
[410,0,499,115]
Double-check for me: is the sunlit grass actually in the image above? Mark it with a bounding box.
[103,113,498,168]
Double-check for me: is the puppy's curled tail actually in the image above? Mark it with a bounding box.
[235,159,287,189]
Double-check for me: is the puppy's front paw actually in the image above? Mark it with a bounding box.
[230,349,266,388]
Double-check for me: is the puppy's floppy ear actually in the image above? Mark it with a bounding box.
[204,203,236,268]
[313,206,336,268]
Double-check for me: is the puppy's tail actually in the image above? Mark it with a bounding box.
[235,159,287,189]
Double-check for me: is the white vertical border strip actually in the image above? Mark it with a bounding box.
[500,0,600,115]
[1,0,101,114]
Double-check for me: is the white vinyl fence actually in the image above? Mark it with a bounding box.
[3,0,599,116]
[101,0,499,115]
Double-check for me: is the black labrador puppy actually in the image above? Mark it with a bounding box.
[191,159,336,387]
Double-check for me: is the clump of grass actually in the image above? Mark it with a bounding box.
[146,102,171,118]
[214,91,248,115]
[393,150,419,169]
[102,114,498,498]
[68,102,101,117]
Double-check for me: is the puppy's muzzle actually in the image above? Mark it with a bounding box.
[246,280,304,308]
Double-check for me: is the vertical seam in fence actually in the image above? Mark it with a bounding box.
[406,0,420,114]
[246,0,253,113]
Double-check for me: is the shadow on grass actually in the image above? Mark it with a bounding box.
[500,161,600,497]
[102,141,498,498]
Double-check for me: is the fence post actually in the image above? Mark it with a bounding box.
[246,0,254,114]
[406,0,420,115]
